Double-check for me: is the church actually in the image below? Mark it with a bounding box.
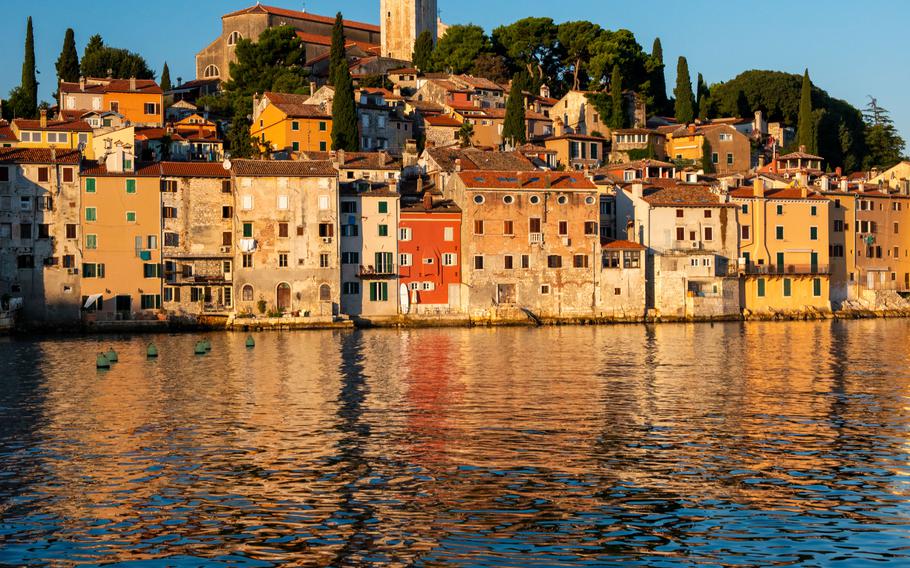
[195,1,439,83]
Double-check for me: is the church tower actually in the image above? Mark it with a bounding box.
[380,0,438,61]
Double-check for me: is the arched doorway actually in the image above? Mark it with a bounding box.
[276,283,291,312]
[319,284,331,302]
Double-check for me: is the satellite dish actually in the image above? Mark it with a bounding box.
[222,159,232,170]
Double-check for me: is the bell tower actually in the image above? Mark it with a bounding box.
[380,0,438,61]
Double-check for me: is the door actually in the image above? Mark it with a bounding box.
[277,283,291,312]
[448,284,461,311]
[810,252,818,274]
[867,272,875,290]
[776,252,785,274]
[115,295,131,316]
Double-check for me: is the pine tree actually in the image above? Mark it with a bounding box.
[56,28,80,84]
[331,63,359,151]
[610,65,627,129]
[797,69,816,153]
[160,62,171,92]
[412,30,434,72]
[650,38,669,115]
[501,75,527,148]
[18,17,38,119]
[329,13,346,86]
[674,56,694,124]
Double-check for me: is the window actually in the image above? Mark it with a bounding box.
[227,30,243,45]
[242,254,253,268]
[319,223,334,238]
[278,195,289,210]
[126,179,136,193]
[810,206,817,216]
[676,209,684,218]
[37,167,49,183]
[473,255,484,270]
[143,264,161,278]
[726,153,734,165]
[423,257,435,265]
[895,222,900,234]
[369,282,389,302]
[442,253,457,266]
[86,234,98,249]
[85,178,96,193]
[540,285,550,295]
[242,222,253,238]
[126,211,136,222]
[584,221,597,236]
[85,207,97,221]
[279,222,289,238]
[573,254,589,268]
[319,195,330,210]
[813,278,822,297]
[62,167,74,183]
[473,195,485,205]
[242,195,253,210]
[711,152,719,164]
[783,278,792,297]
[292,142,299,151]
[279,253,288,267]
[503,195,515,205]
[557,195,568,205]
[521,254,530,269]
[775,226,784,240]
[547,255,562,269]
[162,207,177,219]
[757,278,765,297]
[147,235,157,249]
[503,220,514,235]
[82,263,105,278]
[63,223,77,240]
[742,225,750,240]
[342,282,360,295]
[399,253,412,267]
[18,223,31,239]
[776,205,783,215]
[810,226,818,240]
[165,232,180,247]
[291,121,300,131]
[529,218,542,234]
[378,224,389,237]
[0,166,7,182]
[623,251,640,269]
[704,227,713,241]
[341,201,357,214]
[444,227,454,241]
[319,121,327,132]
[221,180,231,193]
[378,201,388,214]
[223,205,233,219]
[704,210,712,219]
[676,227,685,241]
[742,204,749,214]
[529,195,541,205]
[558,221,568,236]
[474,220,484,235]
[399,227,412,241]
[140,295,161,310]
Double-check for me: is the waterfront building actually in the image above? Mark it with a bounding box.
[398,192,463,314]
[616,180,741,319]
[446,170,600,321]
[729,179,832,314]
[160,162,234,315]
[230,159,340,318]
[80,148,163,320]
[251,92,332,154]
[59,77,165,127]
[339,181,401,319]
[597,240,647,319]
[0,148,83,325]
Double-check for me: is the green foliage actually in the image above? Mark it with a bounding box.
[412,30,435,72]
[627,146,656,161]
[471,53,510,83]
[56,28,80,84]
[502,76,527,148]
[862,97,906,170]
[557,21,603,91]
[331,63,359,151]
[734,89,750,119]
[80,34,154,80]
[160,62,171,92]
[588,30,649,94]
[492,18,562,93]
[330,13,346,86]
[647,37,669,115]
[458,121,475,148]
[432,25,492,74]
[696,73,709,120]
[797,69,816,153]
[674,56,694,124]
[610,65,627,129]
[358,74,393,90]
[12,17,38,119]
[701,138,715,174]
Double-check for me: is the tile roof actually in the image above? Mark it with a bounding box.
[59,78,163,95]
[455,75,505,91]
[12,118,93,132]
[160,162,231,178]
[544,133,608,142]
[600,159,676,171]
[728,186,828,201]
[627,181,730,207]
[458,170,597,191]
[264,92,331,118]
[424,115,463,127]
[778,150,825,161]
[400,199,461,213]
[230,159,337,177]
[612,128,662,136]
[0,123,17,142]
[81,162,162,177]
[297,151,401,170]
[426,148,536,172]
[224,4,380,32]
[0,147,81,164]
[602,239,646,250]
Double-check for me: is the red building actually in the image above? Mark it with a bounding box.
[398,194,462,314]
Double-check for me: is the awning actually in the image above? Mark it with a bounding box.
[83,294,102,309]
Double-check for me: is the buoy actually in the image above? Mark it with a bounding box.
[245,335,255,348]
[194,341,207,355]
[105,348,118,363]
[147,343,158,358]
[96,353,111,369]
[204,339,212,352]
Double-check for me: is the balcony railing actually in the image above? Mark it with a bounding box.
[529,232,543,245]
[357,264,397,279]
[743,264,830,276]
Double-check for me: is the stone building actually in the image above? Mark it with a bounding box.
[230,159,340,318]
[380,0,438,61]
[357,89,414,155]
[597,240,647,319]
[160,162,234,316]
[0,148,83,325]
[446,170,601,321]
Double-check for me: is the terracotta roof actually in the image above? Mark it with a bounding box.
[400,199,461,213]
[262,92,330,119]
[600,159,675,171]
[612,128,662,136]
[407,100,445,114]
[425,115,462,127]
[544,134,607,142]
[81,162,162,177]
[602,239,646,250]
[297,151,400,170]
[426,148,536,172]
[12,118,93,132]
[389,67,418,74]
[778,150,824,161]
[0,147,80,164]
[160,162,230,178]
[627,182,730,207]
[729,186,828,201]
[455,75,504,91]
[458,170,597,191]
[224,4,380,32]
[59,78,163,95]
[230,159,337,177]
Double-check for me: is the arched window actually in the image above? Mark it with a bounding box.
[227,31,243,46]
[319,284,331,301]
[203,65,220,79]
[242,284,253,301]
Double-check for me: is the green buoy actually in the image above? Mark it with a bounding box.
[96,353,111,369]
[245,335,255,348]
[105,348,118,363]
[194,341,207,355]
[147,343,158,358]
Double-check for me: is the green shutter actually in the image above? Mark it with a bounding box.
[85,207,96,221]
[243,223,253,238]
[380,283,388,301]
[126,179,136,193]
[810,227,817,240]
[757,278,765,297]
[378,201,388,214]
[369,282,377,302]
[86,234,97,249]
[783,279,792,297]
[85,178,96,193]
[813,278,822,297]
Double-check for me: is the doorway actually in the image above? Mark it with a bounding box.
[277,283,291,311]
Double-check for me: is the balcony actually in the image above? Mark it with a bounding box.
[529,232,543,245]
[742,264,830,276]
[357,264,397,279]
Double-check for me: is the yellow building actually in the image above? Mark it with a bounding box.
[59,78,164,127]
[11,112,95,159]
[730,179,832,314]
[80,150,162,319]
[251,92,332,153]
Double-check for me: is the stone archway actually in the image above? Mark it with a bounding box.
[276,283,291,312]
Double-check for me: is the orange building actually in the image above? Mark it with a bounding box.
[251,92,332,153]
[59,77,164,127]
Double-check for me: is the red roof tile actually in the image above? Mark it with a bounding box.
[230,159,337,177]
[160,162,230,178]
[263,92,330,119]
[12,118,93,132]
[59,78,162,95]
[0,147,81,164]
[81,162,162,177]
[602,239,646,250]
[224,4,379,33]
[425,115,462,127]
[458,170,596,191]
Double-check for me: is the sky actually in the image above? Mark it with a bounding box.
[1,0,908,144]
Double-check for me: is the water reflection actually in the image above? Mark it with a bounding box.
[1,321,910,565]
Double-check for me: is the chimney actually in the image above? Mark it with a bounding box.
[417,176,424,194]
[753,178,765,198]
[540,84,550,99]
[795,171,807,188]
[454,158,462,172]
[820,176,830,192]
[800,185,809,199]
[835,167,842,177]
[39,109,47,129]
[632,182,643,199]
[554,118,565,137]
[688,123,697,134]
[626,220,635,242]
[423,190,433,210]
[337,148,345,166]
[840,179,848,192]
[758,155,766,168]
[79,76,86,92]
[799,144,806,154]
[901,179,910,196]
[309,81,317,96]
[129,76,137,92]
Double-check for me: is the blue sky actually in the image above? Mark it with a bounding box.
[2,0,908,143]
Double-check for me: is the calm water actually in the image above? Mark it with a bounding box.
[2,321,910,566]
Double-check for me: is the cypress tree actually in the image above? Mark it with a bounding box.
[674,56,694,124]
[650,37,669,115]
[701,138,715,174]
[329,13,346,86]
[610,65,626,129]
[19,17,38,119]
[160,62,171,92]
[56,28,80,84]
[696,73,709,121]
[412,30,434,72]
[797,69,816,153]
[331,63,359,151]
[501,75,527,148]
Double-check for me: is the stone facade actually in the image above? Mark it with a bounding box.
[597,241,647,319]
[380,0,438,61]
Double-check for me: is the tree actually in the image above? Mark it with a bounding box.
[674,56,695,124]
[501,75,527,148]
[457,121,474,148]
[160,62,172,92]
[696,73,710,120]
[701,138,715,174]
[797,69,816,153]
[471,53,510,83]
[56,28,80,84]
[331,60,359,151]
[557,21,602,91]
[588,30,649,93]
[14,17,38,119]
[492,18,563,93]
[862,97,906,170]
[610,65,627,129]
[412,30,434,72]
[80,34,155,80]
[433,25,492,74]
[734,89,750,119]
[329,13,346,86]
[648,38,669,115]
